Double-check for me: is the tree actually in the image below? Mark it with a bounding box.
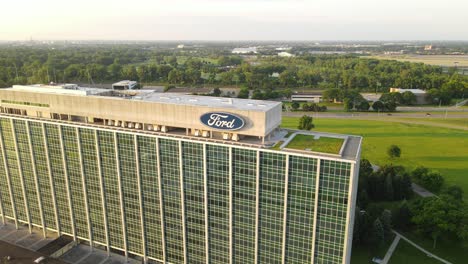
[393,201,412,230]
[356,101,370,111]
[444,185,463,201]
[291,101,300,111]
[370,218,385,251]
[251,89,264,100]
[237,88,249,99]
[411,195,463,249]
[387,145,401,158]
[360,159,374,178]
[400,173,413,199]
[384,175,394,201]
[380,210,393,240]
[372,100,385,111]
[212,87,221,97]
[401,91,417,105]
[323,88,343,102]
[420,172,445,193]
[412,166,430,181]
[298,115,315,130]
[343,98,354,111]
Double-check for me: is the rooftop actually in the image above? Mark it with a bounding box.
[390,88,427,94]
[132,92,280,111]
[7,84,281,112]
[269,130,361,160]
[284,134,345,155]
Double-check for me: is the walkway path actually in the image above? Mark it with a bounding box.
[411,183,436,197]
[392,230,453,264]
[381,234,401,264]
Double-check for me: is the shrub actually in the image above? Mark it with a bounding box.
[387,145,401,158]
[298,115,314,130]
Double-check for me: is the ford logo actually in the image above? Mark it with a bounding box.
[200,112,245,131]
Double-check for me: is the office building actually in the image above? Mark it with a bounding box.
[0,84,361,264]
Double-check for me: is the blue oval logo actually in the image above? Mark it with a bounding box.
[200,112,245,131]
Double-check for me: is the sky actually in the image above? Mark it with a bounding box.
[1,0,467,41]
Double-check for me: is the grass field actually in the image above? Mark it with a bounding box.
[351,235,395,264]
[368,55,468,67]
[285,134,344,154]
[281,117,468,196]
[398,117,468,127]
[396,230,468,264]
[387,240,441,264]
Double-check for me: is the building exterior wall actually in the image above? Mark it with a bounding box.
[0,90,281,137]
[0,115,358,264]
[291,95,322,103]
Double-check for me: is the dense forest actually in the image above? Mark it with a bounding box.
[0,45,466,102]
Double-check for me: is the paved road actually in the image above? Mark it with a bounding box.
[283,112,468,130]
[392,230,453,264]
[283,111,468,119]
[382,234,401,264]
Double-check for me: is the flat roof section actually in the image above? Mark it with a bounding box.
[272,130,362,161]
[285,134,345,154]
[132,92,281,112]
[6,85,281,112]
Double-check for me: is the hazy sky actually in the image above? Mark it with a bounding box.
[1,0,467,41]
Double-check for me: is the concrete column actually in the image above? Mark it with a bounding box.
[155,138,166,263]
[254,150,260,263]
[0,191,4,225]
[229,147,233,264]
[94,130,110,255]
[178,141,187,264]
[203,144,209,264]
[342,160,360,264]
[26,121,47,238]
[58,125,76,241]
[10,119,32,233]
[41,123,60,235]
[76,128,93,248]
[113,132,128,259]
[133,135,147,263]
[281,154,290,264]
[311,159,321,264]
[0,125,16,228]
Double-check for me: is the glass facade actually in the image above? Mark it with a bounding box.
[0,116,357,264]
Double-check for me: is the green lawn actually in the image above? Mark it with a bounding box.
[388,240,441,264]
[285,134,344,154]
[395,230,468,264]
[399,117,468,128]
[351,235,395,264]
[281,117,468,197]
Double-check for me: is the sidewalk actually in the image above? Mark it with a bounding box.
[392,230,452,264]
[381,234,401,264]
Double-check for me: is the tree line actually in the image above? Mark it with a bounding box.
[354,159,467,252]
[0,46,466,103]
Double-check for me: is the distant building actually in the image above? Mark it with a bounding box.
[291,92,323,103]
[219,87,241,97]
[278,52,294,57]
[275,47,291,51]
[166,87,213,95]
[389,88,429,104]
[360,93,382,102]
[232,47,257,54]
[177,44,185,49]
[270,72,280,78]
[142,85,165,92]
[112,80,138,90]
[424,45,433,51]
